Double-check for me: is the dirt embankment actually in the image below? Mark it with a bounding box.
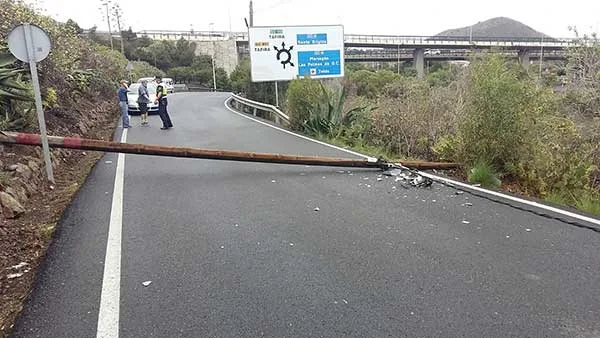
[0,99,119,338]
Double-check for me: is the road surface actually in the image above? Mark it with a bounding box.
[12,93,600,338]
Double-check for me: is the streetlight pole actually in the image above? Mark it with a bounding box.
[539,34,544,80]
[112,3,125,55]
[469,26,473,43]
[100,0,113,50]
[210,23,217,91]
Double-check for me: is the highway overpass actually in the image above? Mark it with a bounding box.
[93,29,579,77]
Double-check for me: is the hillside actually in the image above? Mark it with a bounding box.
[436,17,552,39]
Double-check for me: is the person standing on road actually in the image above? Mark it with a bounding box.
[117,80,131,129]
[137,79,151,126]
[155,76,173,130]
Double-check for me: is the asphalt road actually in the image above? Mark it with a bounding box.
[12,92,600,338]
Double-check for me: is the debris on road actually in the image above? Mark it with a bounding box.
[342,299,348,304]
[463,202,473,207]
[383,167,433,188]
[462,220,470,224]
[455,191,464,195]
[526,228,532,232]
[271,180,277,183]
[377,177,383,181]
[314,207,320,212]
[104,160,112,164]
[142,281,152,287]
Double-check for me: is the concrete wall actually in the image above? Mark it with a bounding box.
[195,40,239,75]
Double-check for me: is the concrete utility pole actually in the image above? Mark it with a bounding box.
[99,0,114,50]
[210,23,217,91]
[249,1,254,27]
[111,3,125,55]
[538,34,544,80]
[0,131,459,170]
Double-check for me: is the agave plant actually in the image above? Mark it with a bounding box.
[0,49,34,122]
[303,82,372,139]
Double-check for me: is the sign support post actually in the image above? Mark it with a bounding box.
[8,23,54,183]
[275,81,279,107]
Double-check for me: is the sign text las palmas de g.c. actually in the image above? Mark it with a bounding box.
[248,25,344,82]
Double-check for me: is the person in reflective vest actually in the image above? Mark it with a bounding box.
[154,76,173,130]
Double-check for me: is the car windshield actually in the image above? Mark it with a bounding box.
[127,83,157,95]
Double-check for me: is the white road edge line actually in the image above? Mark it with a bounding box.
[223,97,600,227]
[96,128,127,338]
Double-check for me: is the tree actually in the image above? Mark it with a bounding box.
[228,57,285,104]
[174,38,196,67]
[215,67,230,90]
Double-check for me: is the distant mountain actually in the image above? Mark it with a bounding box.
[436,17,552,39]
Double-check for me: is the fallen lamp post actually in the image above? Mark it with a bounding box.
[0,132,459,171]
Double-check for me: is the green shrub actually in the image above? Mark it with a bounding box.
[458,54,530,170]
[286,77,324,130]
[575,191,600,216]
[349,69,402,99]
[369,78,461,160]
[43,87,58,109]
[132,61,164,81]
[468,159,502,188]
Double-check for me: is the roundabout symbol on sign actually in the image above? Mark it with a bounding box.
[274,42,294,69]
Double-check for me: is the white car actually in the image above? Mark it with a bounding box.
[137,77,174,93]
[127,83,159,115]
[162,77,175,93]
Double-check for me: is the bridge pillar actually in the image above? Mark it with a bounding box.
[413,48,425,79]
[518,50,530,71]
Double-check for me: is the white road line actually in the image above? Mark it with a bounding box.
[96,128,127,338]
[223,97,600,227]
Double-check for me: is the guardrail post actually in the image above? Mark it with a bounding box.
[253,107,257,116]
[275,115,281,125]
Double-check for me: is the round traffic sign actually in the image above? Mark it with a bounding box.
[7,23,52,63]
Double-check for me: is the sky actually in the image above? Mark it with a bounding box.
[28,0,600,38]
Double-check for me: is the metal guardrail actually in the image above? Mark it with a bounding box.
[228,93,290,126]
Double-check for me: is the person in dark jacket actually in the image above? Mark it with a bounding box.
[154,76,173,130]
[117,80,130,128]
